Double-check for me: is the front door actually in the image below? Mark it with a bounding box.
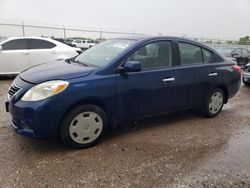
[116,40,178,120]
[0,39,30,74]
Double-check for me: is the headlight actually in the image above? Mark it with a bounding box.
[21,80,69,101]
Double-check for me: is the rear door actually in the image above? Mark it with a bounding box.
[175,41,215,108]
[0,39,30,74]
[27,39,57,67]
[116,40,179,120]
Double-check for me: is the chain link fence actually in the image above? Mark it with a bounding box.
[0,21,249,50]
[0,22,146,40]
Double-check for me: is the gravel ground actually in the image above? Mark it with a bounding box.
[0,79,250,188]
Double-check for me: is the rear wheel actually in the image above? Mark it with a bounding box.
[202,88,225,118]
[60,105,108,148]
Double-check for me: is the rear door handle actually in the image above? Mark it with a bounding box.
[209,72,218,77]
[163,77,175,82]
[21,52,29,55]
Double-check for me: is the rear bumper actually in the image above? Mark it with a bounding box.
[227,75,241,99]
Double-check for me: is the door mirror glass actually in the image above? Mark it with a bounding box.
[0,45,2,51]
[123,61,141,72]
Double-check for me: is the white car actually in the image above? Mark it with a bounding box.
[0,37,79,75]
[74,40,97,49]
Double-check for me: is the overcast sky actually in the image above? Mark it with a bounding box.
[0,0,250,40]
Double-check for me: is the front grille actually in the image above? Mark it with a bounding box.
[8,84,21,98]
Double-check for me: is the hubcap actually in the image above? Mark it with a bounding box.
[208,92,223,114]
[69,112,103,144]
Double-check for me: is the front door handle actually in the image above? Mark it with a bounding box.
[21,52,29,55]
[209,72,218,77]
[163,77,175,82]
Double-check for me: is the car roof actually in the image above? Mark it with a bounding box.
[4,36,54,40]
[114,35,216,51]
[4,36,68,44]
[115,35,195,41]
[0,36,73,48]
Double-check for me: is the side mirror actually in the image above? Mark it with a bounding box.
[118,61,141,73]
[232,53,240,58]
[0,46,3,51]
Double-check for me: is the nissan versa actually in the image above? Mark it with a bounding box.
[6,36,241,148]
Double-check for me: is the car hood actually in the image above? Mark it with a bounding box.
[19,60,96,84]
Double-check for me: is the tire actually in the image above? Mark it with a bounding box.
[243,79,250,86]
[243,81,250,86]
[60,105,108,149]
[202,88,225,118]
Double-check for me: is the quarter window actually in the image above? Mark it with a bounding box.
[179,42,203,65]
[29,39,56,49]
[128,41,172,70]
[2,39,28,50]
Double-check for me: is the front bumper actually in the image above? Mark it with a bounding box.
[5,76,69,139]
[8,99,64,138]
[243,72,250,82]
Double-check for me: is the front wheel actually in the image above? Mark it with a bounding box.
[202,88,225,118]
[60,105,108,149]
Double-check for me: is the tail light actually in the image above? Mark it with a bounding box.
[232,65,241,73]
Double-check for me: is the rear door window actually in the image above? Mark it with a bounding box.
[178,42,203,65]
[28,39,56,49]
[2,39,28,50]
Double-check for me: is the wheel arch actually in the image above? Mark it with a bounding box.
[214,85,229,104]
[57,98,112,135]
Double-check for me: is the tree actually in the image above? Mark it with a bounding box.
[226,40,234,45]
[216,40,222,44]
[237,36,250,45]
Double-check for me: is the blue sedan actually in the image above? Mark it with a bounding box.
[6,36,241,148]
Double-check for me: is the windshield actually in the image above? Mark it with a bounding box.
[0,38,7,43]
[75,39,136,67]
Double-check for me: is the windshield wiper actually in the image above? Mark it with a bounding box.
[66,58,88,67]
[74,60,88,66]
[66,58,99,67]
